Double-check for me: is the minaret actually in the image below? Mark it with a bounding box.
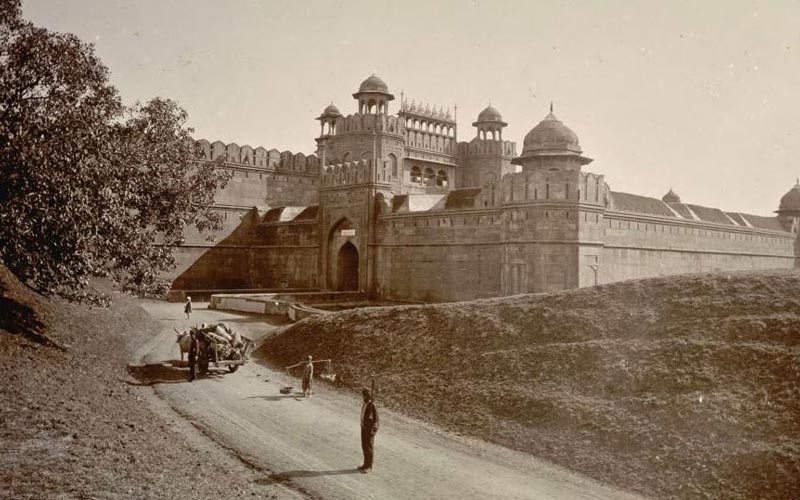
[352,74,394,115]
[457,104,515,190]
[315,103,342,166]
[472,104,508,141]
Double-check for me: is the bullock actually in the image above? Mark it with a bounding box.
[175,328,192,362]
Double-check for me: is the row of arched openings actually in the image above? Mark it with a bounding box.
[404,118,455,137]
[410,166,448,187]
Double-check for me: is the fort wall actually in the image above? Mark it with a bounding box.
[162,77,799,300]
[373,209,504,301]
[365,166,796,302]
[194,139,320,208]
[598,211,796,284]
[167,208,321,292]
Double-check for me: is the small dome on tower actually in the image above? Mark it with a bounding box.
[358,74,389,94]
[512,105,592,166]
[521,111,581,155]
[477,105,503,123]
[321,103,342,117]
[662,188,681,203]
[778,179,800,212]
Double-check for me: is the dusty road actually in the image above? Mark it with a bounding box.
[133,301,647,500]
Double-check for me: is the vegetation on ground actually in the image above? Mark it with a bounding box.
[0,265,285,499]
[0,0,229,304]
[260,270,800,500]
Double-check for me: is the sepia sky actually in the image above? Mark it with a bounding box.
[22,0,800,216]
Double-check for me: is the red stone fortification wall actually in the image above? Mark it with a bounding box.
[598,213,796,283]
[163,142,321,291]
[213,167,318,208]
[373,211,503,302]
[167,209,320,292]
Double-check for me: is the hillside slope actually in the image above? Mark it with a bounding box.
[0,266,294,499]
[259,270,800,500]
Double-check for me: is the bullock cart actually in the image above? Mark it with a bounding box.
[177,323,255,375]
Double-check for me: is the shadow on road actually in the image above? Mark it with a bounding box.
[126,361,225,385]
[244,394,303,401]
[127,362,187,385]
[265,469,362,483]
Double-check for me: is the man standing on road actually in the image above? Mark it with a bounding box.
[188,329,199,382]
[184,296,192,320]
[358,387,379,473]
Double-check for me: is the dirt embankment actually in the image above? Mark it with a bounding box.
[259,270,800,500]
[0,266,283,499]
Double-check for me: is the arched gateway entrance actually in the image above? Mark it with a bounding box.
[327,218,360,291]
[337,242,359,291]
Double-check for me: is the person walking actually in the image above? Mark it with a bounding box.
[358,387,379,473]
[184,296,192,320]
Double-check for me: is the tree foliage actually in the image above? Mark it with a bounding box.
[0,1,230,302]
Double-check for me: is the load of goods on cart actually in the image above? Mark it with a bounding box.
[175,323,254,375]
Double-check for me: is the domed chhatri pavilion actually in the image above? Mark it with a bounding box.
[178,75,800,301]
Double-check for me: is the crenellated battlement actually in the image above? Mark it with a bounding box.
[501,170,607,205]
[457,139,517,158]
[194,139,320,174]
[331,113,405,136]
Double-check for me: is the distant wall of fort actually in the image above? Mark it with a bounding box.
[364,170,797,303]
[598,211,796,284]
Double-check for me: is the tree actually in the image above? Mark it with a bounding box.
[0,1,230,302]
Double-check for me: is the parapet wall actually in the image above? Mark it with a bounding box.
[195,139,320,174]
[457,139,517,158]
[501,170,607,205]
[193,139,321,209]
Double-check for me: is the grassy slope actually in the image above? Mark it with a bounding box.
[259,270,800,500]
[0,266,285,499]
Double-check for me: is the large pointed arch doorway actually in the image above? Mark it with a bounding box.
[337,242,359,291]
[327,218,361,291]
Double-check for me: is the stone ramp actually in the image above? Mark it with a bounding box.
[209,291,367,321]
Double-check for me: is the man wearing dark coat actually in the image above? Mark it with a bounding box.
[358,387,379,473]
[187,330,199,382]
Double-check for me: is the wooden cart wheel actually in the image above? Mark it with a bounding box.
[228,364,239,373]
